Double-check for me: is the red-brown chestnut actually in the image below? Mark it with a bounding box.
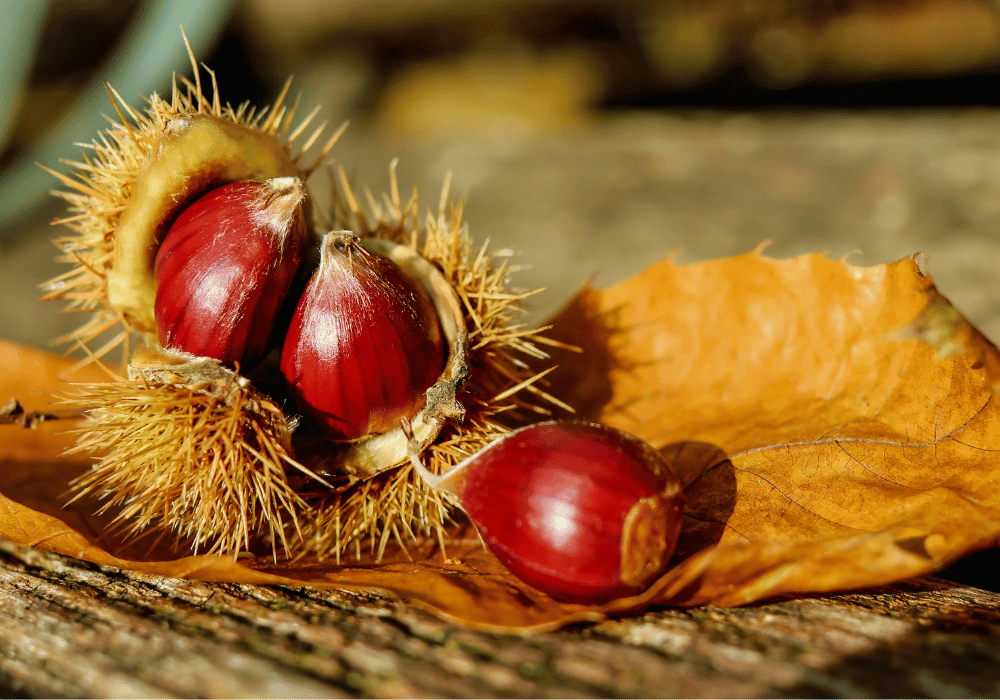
[409,420,685,604]
[154,177,308,369]
[281,231,447,441]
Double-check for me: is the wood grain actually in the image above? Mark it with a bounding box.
[1,537,998,698]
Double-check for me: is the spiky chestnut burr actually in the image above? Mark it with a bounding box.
[106,113,336,337]
[63,348,327,556]
[44,37,561,559]
[42,50,342,360]
[409,420,684,603]
[154,178,308,369]
[288,170,574,559]
[42,44,345,555]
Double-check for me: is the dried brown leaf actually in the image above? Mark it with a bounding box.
[3,251,1000,633]
[544,250,1000,608]
[0,340,108,462]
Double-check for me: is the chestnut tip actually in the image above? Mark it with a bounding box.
[252,177,307,236]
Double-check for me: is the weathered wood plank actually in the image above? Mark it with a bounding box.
[1,538,998,698]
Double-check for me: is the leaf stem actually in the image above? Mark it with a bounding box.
[0,398,84,429]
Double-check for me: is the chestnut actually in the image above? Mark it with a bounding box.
[153,177,308,369]
[281,231,446,441]
[409,420,684,604]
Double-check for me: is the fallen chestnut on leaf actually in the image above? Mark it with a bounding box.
[409,420,685,604]
[281,231,446,441]
[154,177,308,369]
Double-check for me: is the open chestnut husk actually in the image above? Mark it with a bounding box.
[285,231,469,479]
[409,420,685,603]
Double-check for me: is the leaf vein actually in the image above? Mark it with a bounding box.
[731,465,871,533]
[834,439,919,491]
[732,393,992,458]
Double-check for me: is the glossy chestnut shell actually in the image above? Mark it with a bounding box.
[153,178,307,369]
[415,420,685,604]
[281,231,446,441]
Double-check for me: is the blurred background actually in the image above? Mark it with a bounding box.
[3,0,1000,342]
[2,0,1000,586]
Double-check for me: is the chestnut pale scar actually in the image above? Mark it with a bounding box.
[620,486,684,588]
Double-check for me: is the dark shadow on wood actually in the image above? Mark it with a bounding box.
[937,547,1000,594]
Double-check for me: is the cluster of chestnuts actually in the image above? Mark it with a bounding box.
[154,176,447,442]
[147,175,685,603]
[46,70,686,605]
